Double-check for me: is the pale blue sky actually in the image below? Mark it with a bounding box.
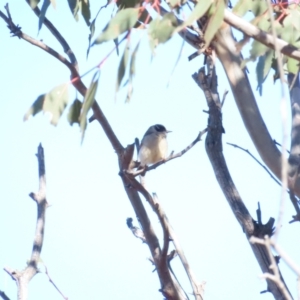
[0,1,299,300]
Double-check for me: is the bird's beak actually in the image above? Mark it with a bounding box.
[167,130,172,133]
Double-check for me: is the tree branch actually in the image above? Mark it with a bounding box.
[43,264,68,300]
[223,9,300,61]
[4,144,48,300]
[25,0,78,69]
[0,4,123,154]
[153,193,204,300]
[250,236,293,300]
[120,170,182,299]
[0,291,10,300]
[192,61,292,300]
[212,25,292,193]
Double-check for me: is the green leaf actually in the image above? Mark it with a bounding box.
[148,13,178,51]
[39,0,50,32]
[130,40,140,77]
[249,39,269,61]
[233,0,267,17]
[23,84,69,125]
[256,50,273,95]
[87,18,96,58]
[281,12,300,48]
[290,8,300,31]
[29,0,40,9]
[93,8,139,45]
[24,94,45,121]
[114,37,120,56]
[79,71,100,142]
[68,99,82,125]
[116,42,130,91]
[68,0,80,21]
[287,57,300,75]
[43,84,69,125]
[81,0,90,26]
[117,0,140,8]
[126,41,140,103]
[204,0,225,47]
[177,0,212,30]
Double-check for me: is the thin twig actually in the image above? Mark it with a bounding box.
[250,236,293,300]
[25,0,78,68]
[227,142,282,187]
[273,139,290,154]
[160,195,204,300]
[221,90,229,107]
[43,264,68,300]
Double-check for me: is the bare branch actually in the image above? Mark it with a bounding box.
[120,173,182,299]
[213,25,291,195]
[0,8,73,70]
[126,217,147,243]
[25,0,78,68]
[43,264,68,300]
[227,143,282,187]
[193,60,292,299]
[161,196,204,300]
[4,144,48,300]
[250,236,293,300]
[0,290,10,300]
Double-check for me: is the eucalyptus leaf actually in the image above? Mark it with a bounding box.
[68,99,82,125]
[43,84,69,125]
[204,0,225,47]
[38,0,50,32]
[116,42,130,91]
[93,8,139,45]
[79,71,100,142]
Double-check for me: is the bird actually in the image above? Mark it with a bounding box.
[138,124,171,167]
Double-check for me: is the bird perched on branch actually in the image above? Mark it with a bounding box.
[138,124,171,167]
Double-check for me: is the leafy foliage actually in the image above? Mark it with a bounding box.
[204,0,225,47]
[233,0,267,17]
[24,84,69,126]
[256,50,273,95]
[177,0,212,29]
[93,8,139,45]
[148,13,178,51]
[67,0,91,25]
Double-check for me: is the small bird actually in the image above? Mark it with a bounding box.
[138,124,171,167]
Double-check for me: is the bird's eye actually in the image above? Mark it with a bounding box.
[155,124,166,132]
